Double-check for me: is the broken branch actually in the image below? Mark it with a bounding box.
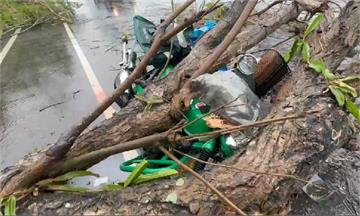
[250,0,285,17]
[186,109,321,141]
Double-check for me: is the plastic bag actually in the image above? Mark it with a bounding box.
[194,70,262,124]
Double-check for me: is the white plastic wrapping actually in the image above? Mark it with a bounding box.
[195,70,262,124]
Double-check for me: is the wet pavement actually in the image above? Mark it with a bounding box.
[0,23,103,168]
[0,0,185,184]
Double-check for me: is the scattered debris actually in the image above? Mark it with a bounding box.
[104,43,119,53]
[175,178,185,186]
[39,102,64,112]
[165,192,178,204]
[72,90,81,99]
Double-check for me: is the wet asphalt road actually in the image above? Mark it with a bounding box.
[0,0,178,182]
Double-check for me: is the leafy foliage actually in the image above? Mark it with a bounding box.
[346,100,360,122]
[284,38,303,63]
[0,0,75,34]
[303,13,324,38]
[285,13,360,122]
[329,86,345,106]
[301,41,311,62]
[36,170,99,186]
[0,195,16,216]
[133,169,178,185]
[124,160,149,187]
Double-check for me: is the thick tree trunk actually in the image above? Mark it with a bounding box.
[2,0,360,214]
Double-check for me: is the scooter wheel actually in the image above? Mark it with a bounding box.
[193,150,211,172]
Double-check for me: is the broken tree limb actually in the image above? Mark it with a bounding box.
[185,109,321,141]
[50,110,311,178]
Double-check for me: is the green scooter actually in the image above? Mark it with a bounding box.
[114,15,191,107]
[120,99,235,174]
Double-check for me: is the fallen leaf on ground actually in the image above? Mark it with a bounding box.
[204,116,235,129]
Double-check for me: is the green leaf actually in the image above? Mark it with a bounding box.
[308,59,335,80]
[37,170,99,186]
[309,59,326,74]
[44,184,90,193]
[304,13,324,38]
[322,68,336,80]
[284,38,303,63]
[133,169,178,185]
[124,160,148,187]
[332,80,357,97]
[0,198,3,216]
[346,100,360,122]
[101,184,122,191]
[301,41,311,62]
[339,75,360,82]
[4,195,16,216]
[329,85,345,106]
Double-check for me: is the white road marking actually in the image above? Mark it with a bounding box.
[63,23,138,160]
[63,23,116,118]
[0,28,21,65]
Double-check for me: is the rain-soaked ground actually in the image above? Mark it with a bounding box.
[0,0,359,214]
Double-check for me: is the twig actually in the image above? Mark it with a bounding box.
[327,0,342,13]
[173,149,310,184]
[157,0,175,80]
[272,34,296,48]
[39,102,64,112]
[57,132,169,174]
[250,0,285,17]
[185,109,321,141]
[72,90,81,99]
[161,4,223,42]
[191,0,257,79]
[159,146,247,216]
[104,43,119,53]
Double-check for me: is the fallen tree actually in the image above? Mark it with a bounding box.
[1,0,360,214]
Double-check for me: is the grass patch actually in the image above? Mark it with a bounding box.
[0,0,76,35]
